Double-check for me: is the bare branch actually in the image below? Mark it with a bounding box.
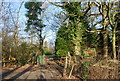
[111,8,120,10]
[16,1,24,25]
[86,29,101,33]
[83,2,94,16]
[89,13,101,17]
[48,1,63,7]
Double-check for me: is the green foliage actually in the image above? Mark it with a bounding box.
[44,51,53,55]
[25,2,45,55]
[81,62,91,80]
[55,2,83,56]
[17,59,25,66]
[25,2,44,32]
[55,2,96,56]
[18,42,33,64]
[55,24,70,56]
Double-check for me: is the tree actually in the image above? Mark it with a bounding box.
[106,1,120,59]
[1,2,23,60]
[55,2,90,56]
[55,23,72,56]
[116,1,120,59]
[25,2,45,55]
[43,41,49,52]
[88,2,109,57]
[85,1,120,59]
[54,2,95,77]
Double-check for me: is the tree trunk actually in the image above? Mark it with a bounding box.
[113,28,117,59]
[118,44,120,61]
[38,29,44,55]
[68,64,75,78]
[102,3,108,58]
[68,52,71,67]
[74,45,80,55]
[63,56,68,77]
[103,32,108,58]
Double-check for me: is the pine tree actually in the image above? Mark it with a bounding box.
[25,2,45,55]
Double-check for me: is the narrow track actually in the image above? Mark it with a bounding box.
[2,61,64,80]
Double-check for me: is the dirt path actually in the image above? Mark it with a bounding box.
[2,62,63,80]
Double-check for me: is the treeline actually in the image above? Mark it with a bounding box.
[1,2,53,66]
[1,1,120,67]
[53,1,120,78]
[55,1,120,59]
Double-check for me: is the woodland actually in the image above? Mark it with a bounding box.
[1,0,120,80]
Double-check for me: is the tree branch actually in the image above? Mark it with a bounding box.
[83,2,93,16]
[86,29,101,33]
[16,1,24,25]
[48,1,63,7]
[111,8,120,10]
[93,18,106,27]
[89,13,101,17]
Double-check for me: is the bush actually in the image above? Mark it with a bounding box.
[44,51,53,55]
[17,59,25,66]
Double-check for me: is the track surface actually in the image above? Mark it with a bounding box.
[2,62,63,80]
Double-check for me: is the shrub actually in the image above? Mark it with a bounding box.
[44,51,53,55]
